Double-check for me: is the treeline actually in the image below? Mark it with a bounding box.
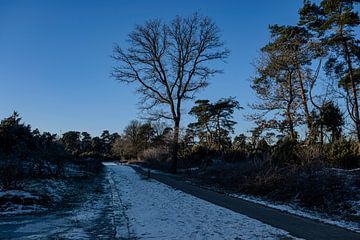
[0,112,120,188]
[120,97,358,170]
[61,130,120,160]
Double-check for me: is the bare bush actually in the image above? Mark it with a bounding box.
[138,147,171,171]
[296,144,324,166]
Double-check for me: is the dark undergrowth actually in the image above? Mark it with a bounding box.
[184,161,360,220]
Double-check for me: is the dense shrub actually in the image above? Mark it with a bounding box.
[193,160,267,191]
[189,155,358,216]
[182,145,213,165]
[271,137,298,165]
[0,113,108,189]
[75,158,104,175]
[239,166,289,198]
[238,166,354,213]
[0,158,23,189]
[325,138,359,168]
[138,147,171,171]
[295,144,324,166]
[222,149,247,162]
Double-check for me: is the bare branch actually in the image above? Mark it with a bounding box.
[112,13,228,123]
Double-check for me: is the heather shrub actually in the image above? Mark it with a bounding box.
[222,149,247,162]
[188,145,211,163]
[0,157,24,189]
[296,144,324,166]
[325,138,359,168]
[239,166,288,197]
[197,160,263,190]
[139,147,171,171]
[249,139,271,164]
[271,136,298,165]
[238,165,353,213]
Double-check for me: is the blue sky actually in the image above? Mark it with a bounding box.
[0,0,306,136]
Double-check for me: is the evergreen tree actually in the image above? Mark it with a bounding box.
[189,97,240,151]
[313,101,344,143]
[61,131,81,156]
[300,0,360,140]
[251,25,305,140]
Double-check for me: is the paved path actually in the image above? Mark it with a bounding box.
[109,164,295,239]
[132,166,360,240]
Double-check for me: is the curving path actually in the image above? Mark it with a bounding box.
[107,164,297,239]
[132,165,360,240]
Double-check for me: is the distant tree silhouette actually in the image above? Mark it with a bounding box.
[61,131,81,156]
[81,132,92,153]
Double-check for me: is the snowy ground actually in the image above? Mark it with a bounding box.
[107,163,298,239]
[0,172,116,239]
[224,167,360,233]
[0,163,91,217]
[0,179,66,216]
[0,163,303,239]
[229,193,360,233]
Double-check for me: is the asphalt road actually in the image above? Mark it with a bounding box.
[132,166,360,240]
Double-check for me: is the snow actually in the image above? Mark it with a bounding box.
[12,216,86,239]
[106,164,298,239]
[0,178,68,216]
[0,204,46,216]
[0,190,39,199]
[223,166,360,233]
[0,174,113,239]
[26,178,66,203]
[229,193,360,233]
[329,167,360,173]
[102,162,118,166]
[135,164,360,234]
[0,190,45,216]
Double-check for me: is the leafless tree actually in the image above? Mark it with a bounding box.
[112,13,229,172]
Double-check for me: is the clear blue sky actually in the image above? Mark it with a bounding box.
[0,0,305,136]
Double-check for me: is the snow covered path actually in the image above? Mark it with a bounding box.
[106,164,296,239]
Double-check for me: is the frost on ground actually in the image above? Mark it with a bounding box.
[107,164,297,240]
[229,193,360,234]
[0,163,100,217]
[227,168,360,233]
[0,172,116,240]
[0,179,66,216]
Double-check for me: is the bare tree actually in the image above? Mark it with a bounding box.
[112,13,229,172]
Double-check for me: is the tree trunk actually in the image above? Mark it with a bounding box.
[344,41,360,141]
[216,114,221,151]
[296,62,313,141]
[170,117,180,173]
[288,111,296,140]
[287,72,296,139]
[320,121,324,146]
